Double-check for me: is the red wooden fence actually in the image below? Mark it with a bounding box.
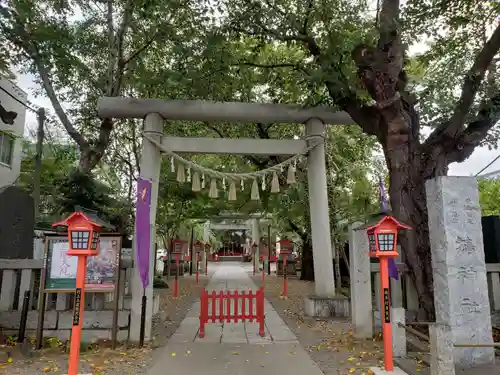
[199,287,265,338]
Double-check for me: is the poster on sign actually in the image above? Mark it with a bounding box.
[45,235,121,291]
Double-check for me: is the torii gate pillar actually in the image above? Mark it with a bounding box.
[130,113,163,342]
[306,118,335,296]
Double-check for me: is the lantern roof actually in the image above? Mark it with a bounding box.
[354,212,411,232]
[52,208,114,230]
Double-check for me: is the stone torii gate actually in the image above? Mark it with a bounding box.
[97,97,354,342]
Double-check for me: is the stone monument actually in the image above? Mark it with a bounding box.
[0,186,34,259]
[348,221,373,338]
[426,176,495,367]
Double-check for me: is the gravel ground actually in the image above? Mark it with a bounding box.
[252,273,415,375]
[0,274,209,375]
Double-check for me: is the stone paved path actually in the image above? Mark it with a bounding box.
[145,263,325,375]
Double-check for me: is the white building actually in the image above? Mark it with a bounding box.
[0,79,27,188]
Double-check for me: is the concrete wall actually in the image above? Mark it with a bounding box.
[0,79,27,187]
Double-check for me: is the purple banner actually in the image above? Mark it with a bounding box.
[136,178,152,288]
[379,176,399,280]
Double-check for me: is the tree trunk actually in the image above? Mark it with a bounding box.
[386,145,447,320]
[300,237,314,281]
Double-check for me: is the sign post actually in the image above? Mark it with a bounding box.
[356,215,410,372]
[52,212,102,375]
[278,239,293,298]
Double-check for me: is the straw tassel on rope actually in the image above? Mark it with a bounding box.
[192,171,201,192]
[251,179,260,201]
[271,171,280,193]
[287,163,296,184]
[170,157,175,172]
[176,163,186,182]
[209,179,218,198]
[228,180,237,201]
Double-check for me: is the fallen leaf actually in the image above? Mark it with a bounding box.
[172,353,177,357]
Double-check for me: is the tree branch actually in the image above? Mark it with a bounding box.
[122,31,160,66]
[287,218,307,241]
[112,0,134,96]
[445,90,500,164]
[106,0,115,97]
[301,0,314,34]
[31,43,89,150]
[427,22,500,142]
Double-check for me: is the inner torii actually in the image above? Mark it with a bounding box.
[97,97,354,342]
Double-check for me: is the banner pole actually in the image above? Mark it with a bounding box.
[139,288,147,347]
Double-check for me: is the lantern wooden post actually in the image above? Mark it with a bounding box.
[204,244,210,275]
[356,215,410,372]
[260,250,265,283]
[172,239,186,298]
[193,241,203,284]
[252,243,258,276]
[52,212,102,375]
[279,239,293,298]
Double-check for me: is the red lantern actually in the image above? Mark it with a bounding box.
[362,216,410,259]
[172,239,186,254]
[278,238,293,256]
[356,215,411,372]
[52,212,102,257]
[193,241,204,255]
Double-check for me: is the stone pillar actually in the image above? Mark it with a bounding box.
[305,118,335,296]
[426,176,495,367]
[56,294,69,311]
[203,221,210,243]
[130,113,163,343]
[251,219,260,269]
[349,222,373,338]
[391,307,406,358]
[487,270,500,311]
[373,270,381,311]
[404,273,420,312]
[430,324,456,375]
[0,270,16,311]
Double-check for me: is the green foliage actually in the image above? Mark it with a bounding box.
[478,178,500,216]
[19,140,132,233]
[401,1,500,140]
[3,0,402,246]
